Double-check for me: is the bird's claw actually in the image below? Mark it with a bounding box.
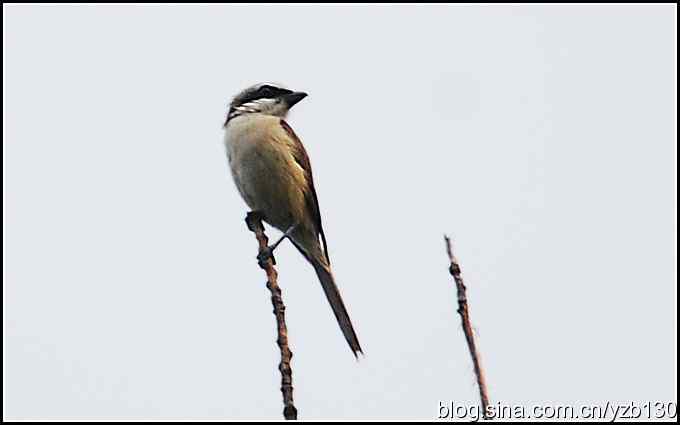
[253,222,297,267]
[245,211,265,232]
[257,246,276,266]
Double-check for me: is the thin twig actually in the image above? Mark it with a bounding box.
[444,235,490,419]
[246,212,298,421]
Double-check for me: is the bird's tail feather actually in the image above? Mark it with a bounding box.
[289,234,363,357]
[310,258,363,357]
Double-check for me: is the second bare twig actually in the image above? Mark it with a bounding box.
[444,235,490,419]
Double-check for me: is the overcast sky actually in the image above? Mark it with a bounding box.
[4,4,677,421]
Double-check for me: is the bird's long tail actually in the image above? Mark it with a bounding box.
[290,232,363,357]
[310,258,363,357]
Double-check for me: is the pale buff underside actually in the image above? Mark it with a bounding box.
[224,113,311,233]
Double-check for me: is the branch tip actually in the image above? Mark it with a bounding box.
[444,236,490,419]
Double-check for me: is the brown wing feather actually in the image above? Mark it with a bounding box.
[279,119,330,264]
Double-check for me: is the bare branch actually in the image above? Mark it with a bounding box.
[444,235,490,419]
[246,212,298,421]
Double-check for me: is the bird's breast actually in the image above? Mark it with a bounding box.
[224,114,308,231]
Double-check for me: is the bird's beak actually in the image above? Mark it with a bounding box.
[282,91,308,108]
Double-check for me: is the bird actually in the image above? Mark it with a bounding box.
[223,83,363,357]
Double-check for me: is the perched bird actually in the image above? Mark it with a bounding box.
[223,83,362,357]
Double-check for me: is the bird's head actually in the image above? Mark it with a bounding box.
[225,83,307,125]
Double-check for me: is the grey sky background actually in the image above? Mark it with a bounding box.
[3,4,677,421]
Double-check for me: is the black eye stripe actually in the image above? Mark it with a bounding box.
[232,85,294,108]
[256,85,292,99]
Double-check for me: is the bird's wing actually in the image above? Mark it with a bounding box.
[279,119,330,264]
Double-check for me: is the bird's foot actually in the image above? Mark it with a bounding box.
[245,211,265,232]
[255,223,298,267]
[257,246,276,267]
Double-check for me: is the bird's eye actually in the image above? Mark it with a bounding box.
[259,86,273,97]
